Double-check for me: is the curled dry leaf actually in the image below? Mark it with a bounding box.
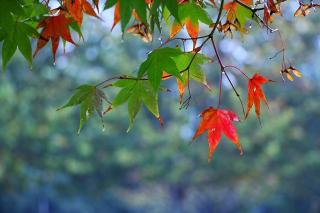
[263,0,281,25]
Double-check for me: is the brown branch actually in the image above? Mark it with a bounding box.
[210,37,245,115]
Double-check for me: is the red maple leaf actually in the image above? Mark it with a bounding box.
[193,107,243,161]
[245,73,271,121]
[33,12,76,63]
[63,0,100,26]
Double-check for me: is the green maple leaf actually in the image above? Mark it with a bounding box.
[58,85,108,133]
[112,79,161,131]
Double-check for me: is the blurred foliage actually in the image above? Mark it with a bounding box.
[0,2,320,213]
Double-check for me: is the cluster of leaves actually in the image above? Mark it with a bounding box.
[0,0,48,69]
[0,0,317,161]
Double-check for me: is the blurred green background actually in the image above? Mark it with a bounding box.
[1,2,320,212]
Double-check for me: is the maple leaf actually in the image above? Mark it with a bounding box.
[218,0,256,37]
[107,0,148,32]
[112,79,163,131]
[171,52,211,103]
[193,107,243,161]
[245,73,271,121]
[63,0,100,26]
[58,85,108,134]
[169,2,212,48]
[138,47,184,91]
[223,0,252,13]
[222,0,253,35]
[162,54,211,104]
[33,12,76,63]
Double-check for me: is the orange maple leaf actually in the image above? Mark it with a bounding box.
[193,107,243,161]
[245,73,271,120]
[224,0,252,11]
[223,0,252,27]
[111,0,151,30]
[169,15,199,49]
[63,0,99,26]
[33,12,76,63]
[168,1,214,49]
[176,77,210,104]
[177,79,186,103]
[161,72,187,103]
